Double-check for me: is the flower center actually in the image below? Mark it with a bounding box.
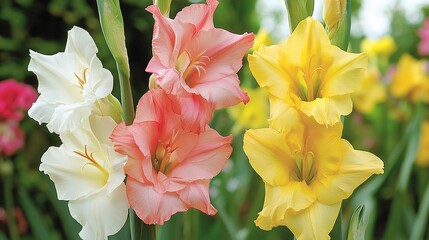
[176,51,210,87]
[292,54,324,102]
[74,145,109,179]
[74,68,88,91]
[292,150,317,185]
[152,141,175,174]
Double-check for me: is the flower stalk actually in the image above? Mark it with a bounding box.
[284,0,314,32]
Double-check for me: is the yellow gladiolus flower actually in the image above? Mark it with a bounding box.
[248,17,367,129]
[243,116,384,239]
[361,36,396,60]
[227,87,269,134]
[352,68,386,113]
[390,54,429,103]
[416,121,429,167]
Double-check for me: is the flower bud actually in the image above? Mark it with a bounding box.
[323,0,350,50]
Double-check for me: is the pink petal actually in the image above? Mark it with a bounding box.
[134,89,182,136]
[169,127,232,181]
[147,5,196,67]
[176,92,213,133]
[184,29,253,108]
[126,177,188,225]
[177,179,217,215]
[130,122,160,182]
[175,0,218,31]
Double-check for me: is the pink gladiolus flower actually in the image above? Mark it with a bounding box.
[110,89,232,224]
[418,18,429,56]
[146,0,254,110]
[0,121,25,156]
[0,79,37,121]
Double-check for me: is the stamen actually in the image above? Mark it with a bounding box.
[74,145,109,177]
[74,68,88,90]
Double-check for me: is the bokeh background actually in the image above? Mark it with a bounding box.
[1,0,429,239]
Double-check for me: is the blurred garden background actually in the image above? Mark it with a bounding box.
[1,0,429,239]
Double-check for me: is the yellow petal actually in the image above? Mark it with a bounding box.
[285,17,332,67]
[313,140,384,205]
[268,97,301,133]
[298,95,352,126]
[416,121,429,167]
[248,44,292,99]
[255,182,317,230]
[243,128,293,186]
[321,47,367,97]
[284,201,341,240]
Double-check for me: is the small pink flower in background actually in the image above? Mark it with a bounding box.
[0,79,37,121]
[0,121,25,156]
[418,18,429,56]
[146,0,254,110]
[110,89,232,224]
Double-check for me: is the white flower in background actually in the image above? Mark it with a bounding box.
[28,26,121,133]
[39,115,129,240]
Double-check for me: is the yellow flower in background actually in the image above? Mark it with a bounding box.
[352,68,386,113]
[248,17,367,129]
[227,87,269,134]
[390,54,429,103]
[361,36,396,60]
[251,29,273,51]
[243,115,384,240]
[416,121,429,167]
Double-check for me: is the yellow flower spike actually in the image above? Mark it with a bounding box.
[248,17,367,129]
[243,115,384,239]
[227,87,269,134]
[352,67,386,113]
[390,54,429,103]
[416,121,429,167]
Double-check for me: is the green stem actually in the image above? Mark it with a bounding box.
[130,208,156,240]
[2,160,19,240]
[116,60,135,125]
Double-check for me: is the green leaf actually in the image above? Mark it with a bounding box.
[18,189,52,240]
[347,205,366,240]
[410,181,429,240]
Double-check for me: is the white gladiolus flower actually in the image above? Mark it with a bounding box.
[28,26,121,133]
[39,115,129,240]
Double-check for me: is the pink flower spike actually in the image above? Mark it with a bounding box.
[418,18,429,56]
[110,89,232,225]
[0,121,25,156]
[0,79,37,121]
[146,0,254,109]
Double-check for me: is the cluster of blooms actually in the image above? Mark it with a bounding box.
[111,0,254,225]
[0,79,37,156]
[28,0,253,239]
[28,27,129,239]
[243,17,384,239]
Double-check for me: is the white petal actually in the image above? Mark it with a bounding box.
[65,26,98,65]
[29,50,83,104]
[82,56,113,100]
[69,184,129,240]
[40,146,107,200]
[46,101,93,133]
[28,98,57,125]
